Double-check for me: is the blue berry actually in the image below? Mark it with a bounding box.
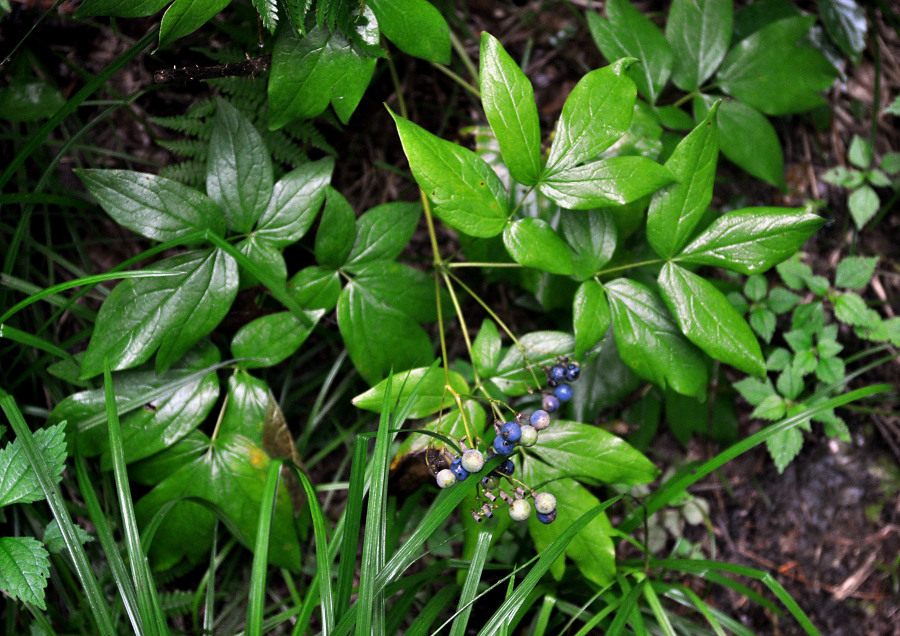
[543,394,560,413]
[493,436,515,455]
[566,364,580,382]
[501,420,521,442]
[498,458,515,475]
[530,410,551,430]
[554,383,573,402]
[549,364,567,383]
[536,509,557,524]
[450,458,469,481]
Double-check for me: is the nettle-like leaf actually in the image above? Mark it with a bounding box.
[0,423,66,507]
[352,366,469,419]
[0,537,51,610]
[666,0,732,92]
[80,248,238,378]
[834,256,877,290]
[368,0,449,64]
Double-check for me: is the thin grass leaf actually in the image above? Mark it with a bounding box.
[247,458,283,636]
[0,324,74,360]
[571,595,622,636]
[334,435,369,622]
[531,594,556,635]
[449,530,492,636]
[641,580,675,636]
[654,583,728,636]
[407,585,458,636]
[606,578,645,636]
[203,522,219,634]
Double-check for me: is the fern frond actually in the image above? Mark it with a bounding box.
[159,590,194,615]
[156,138,210,160]
[159,161,207,189]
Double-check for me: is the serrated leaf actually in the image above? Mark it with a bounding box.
[43,519,93,554]
[80,249,238,377]
[231,309,324,368]
[767,287,802,313]
[667,0,732,91]
[605,278,707,398]
[368,0,449,63]
[744,274,768,301]
[472,319,502,378]
[586,1,673,104]
[822,165,865,188]
[0,423,67,507]
[346,202,420,265]
[0,537,50,610]
[545,60,637,176]
[766,347,792,371]
[76,169,225,241]
[776,366,804,400]
[489,332,575,396]
[834,292,880,328]
[540,156,675,210]
[848,185,879,229]
[766,426,803,473]
[255,158,333,247]
[816,356,845,384]
[206,98,273,233]
[834,256,877,289]
[389,108,508,238]
[352,366,469,418]
[881,152,900,174]
[658,262,765,375]
[647,104,719,257]
[848,135,873,169]
[677,207,825,274]
[749,307,776,343]
[753,394,788,420]
[573,281,611,360]
[252,0,277,32]
[502,218,573,275]
[560,210,617,281]
[479,32,542,186]
[733,376,775,405]
[314,187,356,267]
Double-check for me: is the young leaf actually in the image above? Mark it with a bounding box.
[502,218,574,275]
[834,292,880,328]
[80,249,238,378]
[666,0,732,92]
[315,187,356,268]
[573,281,611,359]
[834,256,877,289]
[0,537,50,610]
[716,16,838,115]
[658,262,765,376]
[472,319,501,378]
[479,32,542,186]
[847,134,873,169]
[647,104,719,258]
[0,423,66,507]
[560,209,617,281]
[206,98,273,233]
[158,0,231,49]
[255,158,334,247]
[368,0,450,63]
[766,427,803,473]
[346,202,421,266]
[605,278,707,398]
[544,59,637,176]
[352,366,469,419]
[676,207,825,274]
[389,108,508,238]
[539,156,675,210]
[76,169,226,240]
[231,309,325,368]
[586,0,673,104]
[848,185,879,229]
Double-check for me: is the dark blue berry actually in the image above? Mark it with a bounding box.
[498,458,515,475]
[549,364,567,383]
[543,394,560,413]
[501,421,521,442]
[536,509,557,524]
[450,458,469,481]
[566,364,580,382]
[554,383,573,402]
[493,436,515,455]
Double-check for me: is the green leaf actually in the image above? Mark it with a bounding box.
[352,366,469,419]
[368,0,450,63]
[822,165,866,188]
[231,309,325,368]
[766,427,803,473]
[881,152,900,174]
[206,98,273,233]
[694,95,785,189]
[867,169,892,187]
[539,156,675,210]
[605,278,707,398]
[573,281,611,359]
[472,319,502,378]
[716,16,838,115]
[677,207,825,274]
[776,366,804,400]
[315,187,356,268]
[744,274,767,301]
[479,32,542,186]
[393,401,486,462]
[753,394,787,420]
[816,356,844,385]
[834,292,880,328]
[848,134,873,169]
[658,262,765,376]
[0,81,65,122]
[80,249,238,377]
[834,256,877,289]
[75,0,169,16]
[489,332,574,396]
[586,1,673,104]
[252,0,277,33]
[666,0,732,91]
[346,202,421,266]
[76,169,225,240]
[389,108,508,238]
[0,423,66,507]
[0,537,50,610]
[749,307,776,343]
[544,60,637,176]
[733,376,776,406]
[560,210,617,281]
[502,218,574,275]
[767,287,802,314]
[664,387,706,446]
[818,0,866,64]
[128,430,210,485]
[288,267,341,311]
[236,236,287,286]
[647,104,719,258]
[767,347,792,371]
[43,519,94,554]
[347,261,441,322]
[848,185,879,229]
[255,158,334,247]
[158,0,231,49]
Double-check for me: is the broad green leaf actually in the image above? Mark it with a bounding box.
[0,537,50,610]
[472,319,502,378]
[75,0,169,17]
[848,185,879,229]
[821,165,866,188]
[337,283,433,384]
[349,261,441,323]
[236,236,287,286]
[560,209,617,281]
[573,281,611,359]
[540,156,675,210]
[817,0,866,64]
[848,134,873,169]
[255,158,333,247]
[667,0,732,91]
[0,81,65,122]
[315,187,356,268]
[658,262,765,376]
[502,218,574,275]
[330,8,379,125]
[392,401,486,464]
[206,98,273,233]
[80,249,238,377]
[231,309,325,368]
[346,202,421,266]
[158,0,231,49]
[653,105,695,130]
[664,387,705,446]
[0,423,66,507]
[605,278,707,398]
[834,256,877,289]
[677,207,825,274]
[128,430,210,485]
[586,2,673,104]
[716,16,838,115]
[76,169,225,240]
[368,0,450,63]
[489,332,574,396]
[288,267,341,311]
[694,95,784,189]
[352,366,469,419]
[647,104,719,258]
[389,109,508,238]
[744,274,768,302]
[479,32,542,185]
[733,0,801,40]
[767,427,803,473]
[545,60,637,176]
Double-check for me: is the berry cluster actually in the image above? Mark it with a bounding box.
[433,359,579,526]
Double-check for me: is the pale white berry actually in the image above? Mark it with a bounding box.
[519,424,538,447]
[534,492,557,514]
[436,469,457,489]
[461,449,485,473]
[509,498,532,521]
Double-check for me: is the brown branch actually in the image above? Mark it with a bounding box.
[152,55,271,84]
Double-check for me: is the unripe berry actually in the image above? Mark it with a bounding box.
[519,424,538,447]
[461,449,485,473]
[554,383,573,402]
[501,420,521,442]
[549,364,567,382]
[543,395,560,413]
[450,458,469,481]
[536,509,557,524]
[493,436,515,455]
[530,410,551,430]
[534,492,557,514]
[436,469,456,488]
[509,498,532,521]
[481,474,500,490]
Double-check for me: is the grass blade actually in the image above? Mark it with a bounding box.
[334,435,369,620]
[448,530,492,636]
[246,458,283,636]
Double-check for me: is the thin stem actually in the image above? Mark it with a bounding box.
[386,48,408,120]
[433,64,481,99]
[448,262,523,268]
[597,258,665,278]
[449,30,479,90]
